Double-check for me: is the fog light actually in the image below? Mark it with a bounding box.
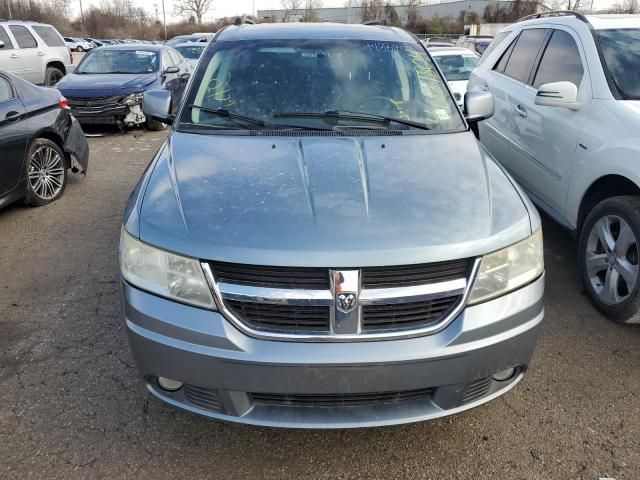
[492,367,516,382]
[158,377,183,391]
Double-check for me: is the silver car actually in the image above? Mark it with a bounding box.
[120,23,545,428]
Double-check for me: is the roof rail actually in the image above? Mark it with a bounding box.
[516,10,590,24]
[363,19,388,26]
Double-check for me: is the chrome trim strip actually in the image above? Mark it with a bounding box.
[359,279,466,305]
[201,259,482,343]
[218,282,333,306]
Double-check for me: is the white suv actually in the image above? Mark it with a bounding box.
[470,12,640,323]
[0,21,73,86]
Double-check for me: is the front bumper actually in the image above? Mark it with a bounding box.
[123,274,544,428]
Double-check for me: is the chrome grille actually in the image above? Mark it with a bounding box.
[204,258,477,341]
[251,387,433,407]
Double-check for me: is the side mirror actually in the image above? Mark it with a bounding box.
[142,89,174,124]
[535,81,580,110]
[163,66,180,75]
[464,90,494,123]
[0,40,5,49]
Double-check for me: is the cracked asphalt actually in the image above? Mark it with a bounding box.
[1,129,639,479]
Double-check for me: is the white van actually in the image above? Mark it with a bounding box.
[0,21,73,86]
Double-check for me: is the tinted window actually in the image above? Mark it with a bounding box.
[533,30,583,88]
[175,44,205,59]
[0,26,14,50]
[597,28,640,99]
[182,39,464,132]
[502,28,547,84]
[477,31,509,66]
[0,76,13,102]
[32,25,65,47]
[494,37,516,73]
[10,25,38,48]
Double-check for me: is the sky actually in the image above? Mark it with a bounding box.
[72,0,619,23]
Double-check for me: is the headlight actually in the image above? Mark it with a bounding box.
[119,229,215,309]
[468,229,543,305]
[122,92,144,106]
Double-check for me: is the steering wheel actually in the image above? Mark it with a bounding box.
[355,95,398,112]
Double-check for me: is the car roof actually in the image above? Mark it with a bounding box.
[174,42,206,48]
[94,44,165,51]
[510,12,640,32]
[586,13,640,29]
[429,47,478,56]
[216,23,417,43]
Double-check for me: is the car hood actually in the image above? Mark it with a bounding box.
[56,72,158,97]
[136,131,532,266]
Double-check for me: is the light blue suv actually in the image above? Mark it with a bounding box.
[120,23,545,428]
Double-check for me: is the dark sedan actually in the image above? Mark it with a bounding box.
[55,45,191,131]
[0,70,88,209]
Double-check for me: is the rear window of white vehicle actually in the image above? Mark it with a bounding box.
[9,25,37,48]
[32,25,65,47]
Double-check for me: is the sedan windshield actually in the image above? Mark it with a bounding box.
[75,49,159,74]
[597,28,640,100]
[175,45,205,59]
[433,53,478,81]
[180,39,464,132]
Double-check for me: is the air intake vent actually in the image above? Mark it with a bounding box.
[211,262,330,289]
[226,300,331,333]
[362,259,471,288]
[251,387,433,407]
[184,385,224,412]
[362,296,460,331]
[461,377,492,404]
[249,129,403,137]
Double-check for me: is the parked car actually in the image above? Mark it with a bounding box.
[85,38,104,47]
[0,21,73,86]
[64,37,93,52]
[423,37,455,47]
[0,70,88,209]
[56,44,191,130]
[165,34,212,47]
[470,12,640,323]
[429,47,479,109]
[121,23,545,428]
[457,35,493,54]
[173,42,205,68]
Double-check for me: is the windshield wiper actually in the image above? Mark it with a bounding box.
[272,110,431,130]
[187,104,269,127]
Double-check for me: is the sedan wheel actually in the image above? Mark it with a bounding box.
[26,140,67,206]
[580,196,640,323]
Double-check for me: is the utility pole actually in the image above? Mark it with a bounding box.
[79,0,84,23]
[162,0,167,40]
[154,3,159,22]
[7,0,12,19]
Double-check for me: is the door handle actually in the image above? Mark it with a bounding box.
[481,84,489,92]
[37,51,45,56]
[9,53,18,59]
[6,111,21,122]
[515,104,528,118]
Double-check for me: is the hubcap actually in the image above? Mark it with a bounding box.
[586,215,639,305]
[28,145,64,201]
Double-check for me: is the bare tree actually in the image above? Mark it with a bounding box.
[281,0,303,21]
[175,0,214,25]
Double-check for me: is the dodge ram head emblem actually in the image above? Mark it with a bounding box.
[336,292,357,313]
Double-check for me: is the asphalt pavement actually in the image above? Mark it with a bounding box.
[0,128,638,479]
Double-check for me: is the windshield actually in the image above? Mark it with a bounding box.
[433,53,478,81]
[180,39,464,132]
[597,28,640,100]
[175,45,205,59]
[75,49,159,74]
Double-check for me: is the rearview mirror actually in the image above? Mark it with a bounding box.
[142,89,174,125]
[535,82,580,110]
[163,66,180,75]
[464,90,494,123]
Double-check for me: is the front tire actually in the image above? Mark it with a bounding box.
[76,46,84,52]
[146,118,166,131]
[24,139,67,207]
[579,196,640,323]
